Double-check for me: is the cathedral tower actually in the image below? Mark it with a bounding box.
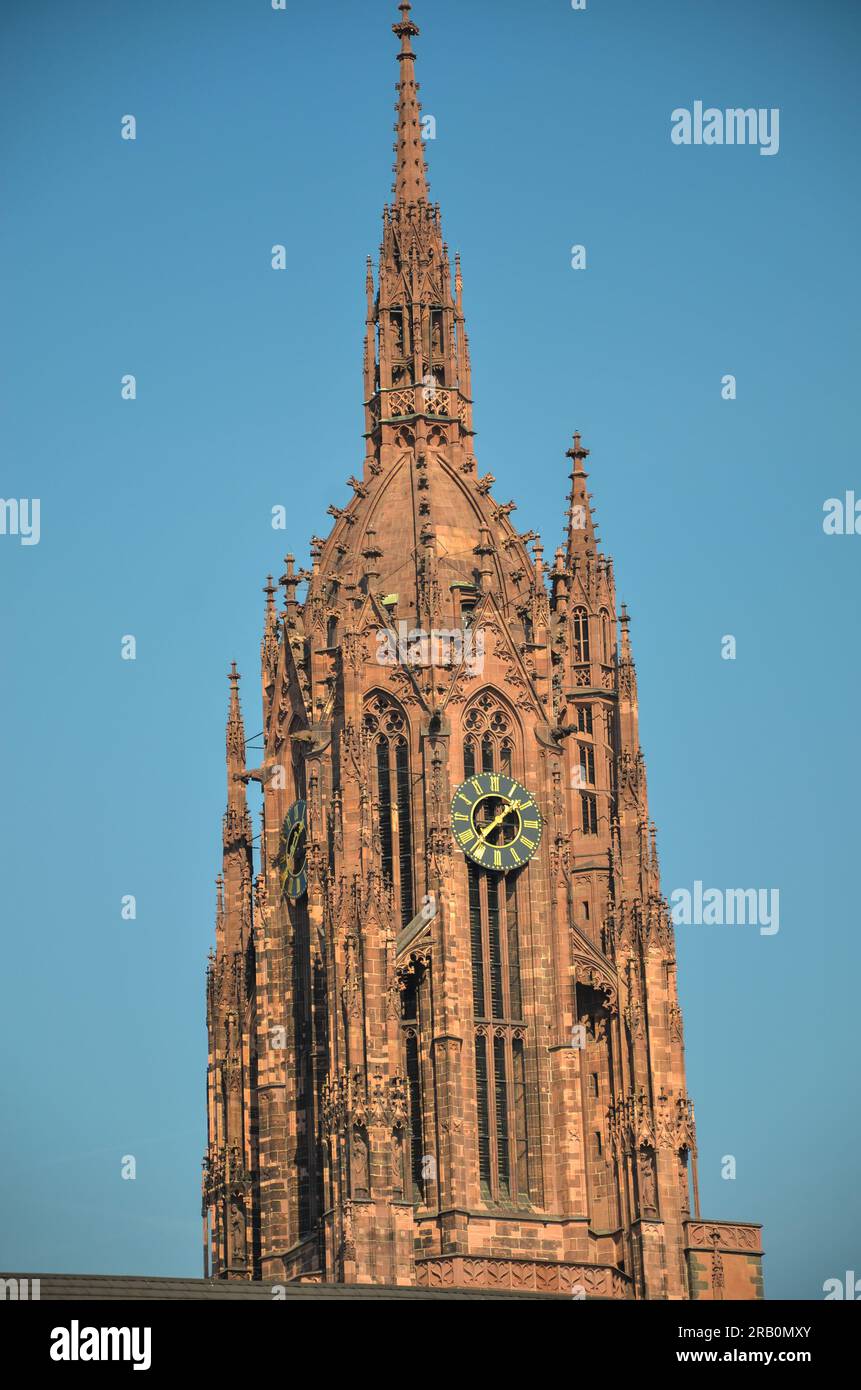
[203,2,763,1299]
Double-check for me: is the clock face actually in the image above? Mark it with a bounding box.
[450,772,542,873]
[279,799,308,901]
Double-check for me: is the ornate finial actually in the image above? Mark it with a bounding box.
[393,0,419,47]
[365,255,374,315]
[619,604,634,669]
[228,661,240,688]
[566,430,590,467]
[361,526,383,587]
[475,525,495,593]
[263,574,277,618]
[532,537,545,589]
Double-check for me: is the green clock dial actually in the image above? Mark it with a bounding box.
[450,772,542,873]
[279,799,308,900]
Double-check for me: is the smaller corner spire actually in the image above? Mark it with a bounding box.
[365,255,375,313]
[226,662,246,774]
[564,430,598,566]
[619,603,634,666]
[263,574,277,620]
[279,552,302,626]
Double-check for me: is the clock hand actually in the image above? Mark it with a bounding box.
[482,798,526,829]
[476,798,519,843]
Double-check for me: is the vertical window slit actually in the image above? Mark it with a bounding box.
[475,1033,492,1199]
[493,1034,511,1199]
[468,863,485,1018]
[377,740,394,882]
[395,739,414,921]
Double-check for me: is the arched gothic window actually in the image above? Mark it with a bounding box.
[400,963,430,1205]
[461,693,530,1206]
[463,692,514,780]
[363,693,415,925]
[572,607,590,663]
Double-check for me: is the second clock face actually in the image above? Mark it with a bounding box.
[279,799,308,901]
[450,772,542,873]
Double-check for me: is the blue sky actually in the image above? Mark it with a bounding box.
[1,0,859,1299]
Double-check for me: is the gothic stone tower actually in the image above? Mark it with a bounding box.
[203,2,763,1300]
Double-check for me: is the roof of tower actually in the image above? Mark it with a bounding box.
[302,2,539,622]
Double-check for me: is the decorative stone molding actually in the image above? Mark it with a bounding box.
[415,1256,631,1298]
[685,1221,762,1254]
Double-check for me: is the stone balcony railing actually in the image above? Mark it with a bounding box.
[368,384,470,427]
[569,663,616,692]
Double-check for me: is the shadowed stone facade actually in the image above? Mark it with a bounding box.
[203,2,763,1300]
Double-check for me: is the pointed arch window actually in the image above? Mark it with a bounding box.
[463,693,514,781]
[364,693,415,925]
[573,608,591,663]
[400,962,430,1204]
[577,742,595,787]
[461,694,530,1206]
[474,1025,529,1204]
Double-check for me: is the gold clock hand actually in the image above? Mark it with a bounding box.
[476,798,518,843]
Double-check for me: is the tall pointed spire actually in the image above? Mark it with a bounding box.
[392,2,430,204]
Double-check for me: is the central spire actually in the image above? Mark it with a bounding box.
[392,1,429,204]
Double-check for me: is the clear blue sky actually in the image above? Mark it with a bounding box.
[1,0,859,1300]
